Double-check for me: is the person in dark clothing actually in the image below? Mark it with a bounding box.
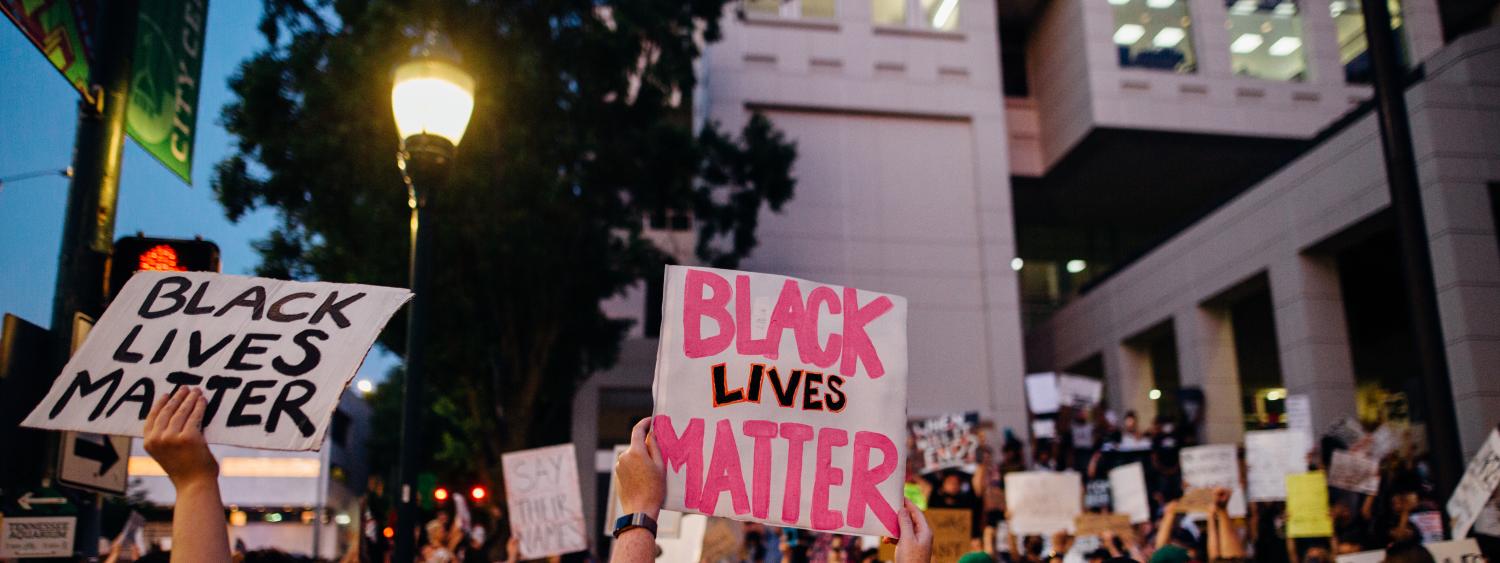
[929,469,984,541]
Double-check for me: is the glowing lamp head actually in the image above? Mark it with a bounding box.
[391,58,475,148]
[470,486,487,501]
[434,487,450,502]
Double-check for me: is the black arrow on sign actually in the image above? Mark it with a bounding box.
[74,435,121,476]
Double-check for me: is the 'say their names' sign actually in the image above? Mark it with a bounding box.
[650,266,909,537]
[22,272,410,450]
[503,444,587,559]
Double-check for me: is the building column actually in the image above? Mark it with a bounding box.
[1106,341,1156,421]
[1299,0,1345,86]
[1175,305,1247,445]
[1270,254,1359,432]
[1189,0,1234,77]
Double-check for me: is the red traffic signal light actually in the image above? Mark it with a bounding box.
[110,236,221,298]
[434,487,449,502]
[469,486,486,501]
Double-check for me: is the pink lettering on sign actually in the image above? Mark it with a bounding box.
[679,270,893,378]
[650,414,900,536]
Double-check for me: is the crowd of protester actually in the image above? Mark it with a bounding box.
[129,387,1474,563]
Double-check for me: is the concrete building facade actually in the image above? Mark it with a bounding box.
[574,0,1028,548]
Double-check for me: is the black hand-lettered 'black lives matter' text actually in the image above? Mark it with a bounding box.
[43,275,367,437]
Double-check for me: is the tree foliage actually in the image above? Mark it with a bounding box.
[214,0,796,485]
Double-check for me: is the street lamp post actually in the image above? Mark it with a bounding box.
[389,33,475,563]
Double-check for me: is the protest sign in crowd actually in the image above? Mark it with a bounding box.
[21,269,1500,563]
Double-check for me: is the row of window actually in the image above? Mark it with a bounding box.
[1111,0,1406,82]
[743,0,961,31]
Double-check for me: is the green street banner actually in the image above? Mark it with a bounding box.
[1,0,94,100]
[125,0,208,183]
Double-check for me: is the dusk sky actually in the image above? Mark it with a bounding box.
[0,2,400,383]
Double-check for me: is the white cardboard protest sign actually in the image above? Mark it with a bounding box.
[1327,450,1381,495]
[1057,374,1103,409]
[1024,373,1060,415]
[910,412,981,474]
[650,266,908,537]
[1006,471,1082,535]
[1447,429,1500,539]
[1246,429,1310,501]
[1109,462,1151,524]
[22,272,410,450]
[503,444,587,559]
[1179,444,1247,517]
[1424,538,1483,562]
[1285,394,1312,436]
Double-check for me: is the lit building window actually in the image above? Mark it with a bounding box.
[1110,0,1197,73]
[1329,0,1406,83]
[1226,0,1308,81]
[872,0,959,30]
[744,0,837,19]
[873,0,906,24]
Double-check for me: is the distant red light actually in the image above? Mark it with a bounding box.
[470,486,487,501]
[382,526,395,539]
[434,487,449,501]
[137,244,187,272]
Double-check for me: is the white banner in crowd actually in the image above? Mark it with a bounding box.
[650,266,909,537]
[503,444,587,559]
[1023,373,1102,415]
[1337,539,1483,563]
[1179,444,1247,517]
[1245,429,1311,501]
[1327,450,1381,495]
[1006,471,1083,535]
[21,272,410,450]
[1108,462,1151,524]
[1024,373,1060,415]
[1447,429,1500,539]
[910,412,981,474]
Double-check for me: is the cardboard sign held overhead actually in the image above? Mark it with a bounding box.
[926,508,973,563]
[650,266,909,538]
[1447,429,1500,539]
[910,412,981,474]
[503,444,587,559]
[1005,471,1082,536]
[22,272,411,451]
[1109,462,1150,524]
[1245,429,1310,501]
[1327,450,1381,495]
[1179,444,1247,517]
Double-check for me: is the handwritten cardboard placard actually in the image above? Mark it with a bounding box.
[1246,429,1310,501]
[1285,394,1312,436]
[503,444,587,559]
[1179,444,1247,516]
[21,272,410,450]
[910,412,981,474]
[1178,488,1220,514]
[1327,450,1381,495]
[1073,513,1134,541]
[926,508,973,563]
[650,266,909,537]
[1287,471,1333,538]
[1424,538,1482,561]
[1109,462,1150,524]
[1447,429,1500,539]
[1006,471,1082,535]
[1057,374,1103,409]
[1024,373,1060,415]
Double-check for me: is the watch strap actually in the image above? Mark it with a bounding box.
[612,512,658,538]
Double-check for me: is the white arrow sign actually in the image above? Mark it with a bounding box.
[17,491,67,511]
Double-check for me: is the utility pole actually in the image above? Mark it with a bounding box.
[1357,0,1462,500]
[50,0,140,557]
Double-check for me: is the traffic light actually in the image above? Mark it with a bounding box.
[109,235,220,298]
[469,486,486,502]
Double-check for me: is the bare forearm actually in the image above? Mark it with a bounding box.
[610,529,656,563]
[171,480,230,563]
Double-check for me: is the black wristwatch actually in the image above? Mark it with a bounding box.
[612,512,658,538]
